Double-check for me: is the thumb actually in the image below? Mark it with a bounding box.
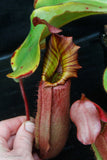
[13,121,35,153]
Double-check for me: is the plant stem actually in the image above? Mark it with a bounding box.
[91,144,103,160]
[19,79,30,121]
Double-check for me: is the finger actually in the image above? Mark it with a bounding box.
[7,118,34,150]
[13,121,35,153]
[7,119,35,150]
[0,116,27,151]
[0,116,26,141]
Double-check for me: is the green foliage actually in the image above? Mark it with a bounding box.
[34,0,107,9]
[7,0,107,80]
[103,68,107,92]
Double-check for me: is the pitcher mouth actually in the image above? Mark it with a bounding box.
[42,34,81,87]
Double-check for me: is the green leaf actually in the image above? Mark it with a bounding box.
[7,22,41,79]
[7,1,107,80]
[103,68,107,92]
[34,0,107,9]
[7,18,61,80]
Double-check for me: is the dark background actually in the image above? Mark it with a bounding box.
[0,0,107,160]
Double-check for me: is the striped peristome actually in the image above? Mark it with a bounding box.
[42,34,81,86]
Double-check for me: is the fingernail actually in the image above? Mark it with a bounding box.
[25,121,35,134]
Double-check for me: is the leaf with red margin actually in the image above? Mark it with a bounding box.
[7,1,107,80]
[34,0,107,9]
[7,18,61,80]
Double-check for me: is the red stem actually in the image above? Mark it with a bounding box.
[19,79,30,121]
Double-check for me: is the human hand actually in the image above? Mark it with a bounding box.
[0,116,41,160]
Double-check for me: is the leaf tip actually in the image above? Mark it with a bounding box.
[32,17,62,34]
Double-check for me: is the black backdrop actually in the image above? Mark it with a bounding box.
[0,0,107,160]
